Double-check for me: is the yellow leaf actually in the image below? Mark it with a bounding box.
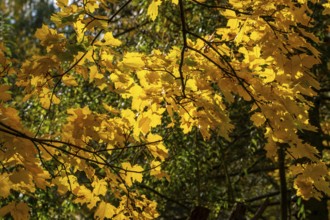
[150,160,161,172]
[288,143,319,161]
[234,20,247,44]
[56,0,68,8]
[186,79,197,91]
[147,133,162,142]
[40,87,60,109]
[323,3,330,15]
[147,0,162,21]
[130,85,146,110]
[53,175,79,195]
[150,113,162,128]
[95,201,116,220]
[221,9,236,17]
[150,160,169,180]
[13,202,30,220]
[33,171,51,190]
[264,138,277,160]
[227,19,240,29]
[121,109,136,126]
[101,50,114,62]
[122,52,145,69]
[253,46,261,58]
[251,112,266,127]
[294,176,313,199]
[86,1,99,13]
[0,85,11,101]
[138,116,151,135]
[35,24,49,42]
[35,25,63,46]
[0,202,13,218]
[102,103,120,114]
[258,68,276,83]
[73,186,100,209]
[62,74,78,86]
[0,174,11,198]
[103,32,121,46]
[95,32,122,47]
[121,162,143,186]
[0,202,30,220]
[89,65,103,82]
[147,142,168,161]
[250,31,260,41]
[9,169,32,184]
[92,178,107,196]
[74,20,85,42]
[53,94,61,104]
[171,0,178,4]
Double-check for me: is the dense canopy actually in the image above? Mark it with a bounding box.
[0,0,330,219]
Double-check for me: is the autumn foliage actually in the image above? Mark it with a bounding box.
[0,0,330,219]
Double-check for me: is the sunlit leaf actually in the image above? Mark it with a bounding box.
[147,0,162,21]
[95,201,116,220]
[121,162,143,186]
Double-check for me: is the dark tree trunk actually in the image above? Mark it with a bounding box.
[228,202,246,220]
[278,144,288,220]
[189,206,210,220]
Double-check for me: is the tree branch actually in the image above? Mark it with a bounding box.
[278,144,288,220]
[178,0,187,98]
[139,184,190,210]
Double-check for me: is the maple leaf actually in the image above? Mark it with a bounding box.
[85,0,99,13]
[0,174,11,198]
[147,134,168,160]
[122,52,145,69]
[138,116,151,135]
[102,103,120,115]
[150,160,170,180]
[292,162,330,200]
[62,74,78,86]
[53,175,79,195]
[121,162,143,187]
[221,9,236,17]
[39,88,60,109]
[95,201,116,220]
[92,178,108,196]
[9,169,33,185]
[74,186,100,209]
[35,24,65,47]
[57,0,68,8]
[147,0,162,21]
[89,65,103,82]
[95,32,122,47]
[323,3,330,15]
[35,25,50,42]
[251,112,266,127]
[0,202,30,220]
[294,176,314,200]
[73,20,85,42]
[0,85,11,101]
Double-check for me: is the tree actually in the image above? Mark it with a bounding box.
[0,0,329,219]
